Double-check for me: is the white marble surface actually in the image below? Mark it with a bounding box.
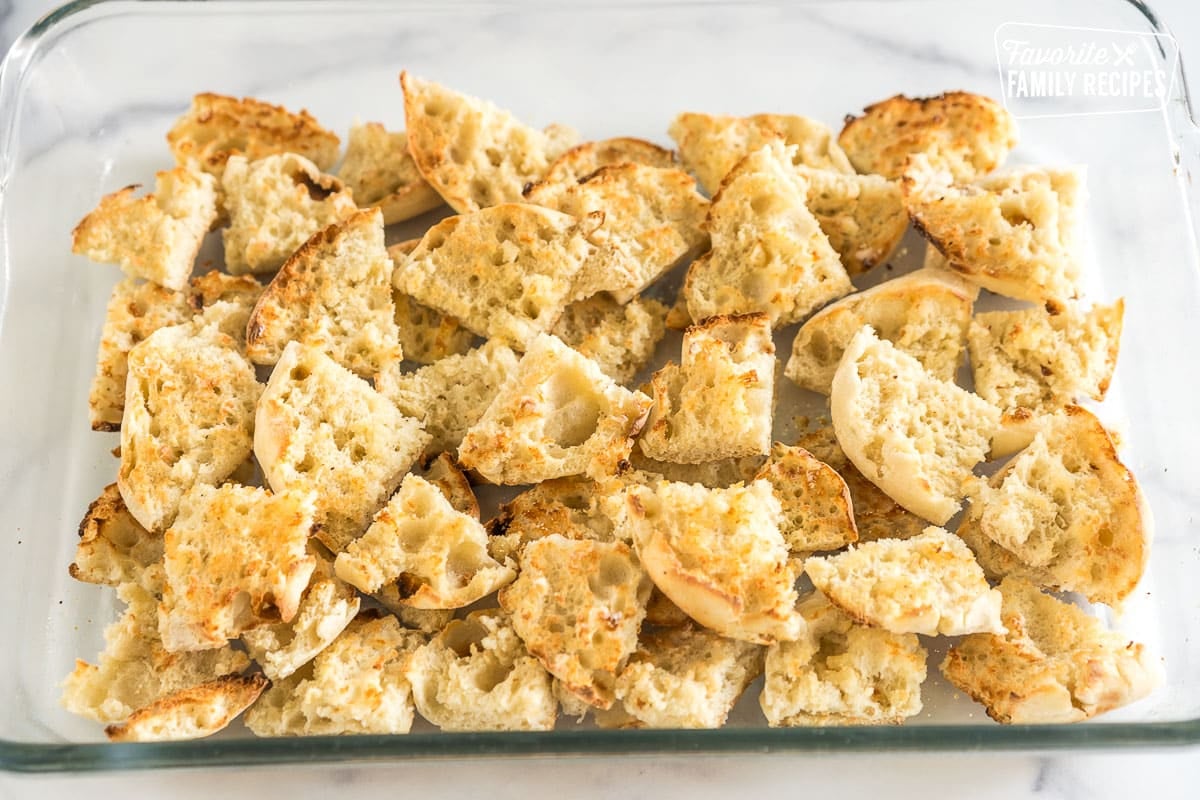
[2,1,1199,798]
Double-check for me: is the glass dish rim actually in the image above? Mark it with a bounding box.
[0,0,1198,773]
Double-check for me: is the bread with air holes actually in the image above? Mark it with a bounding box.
[552,294,668,385]
[754,443,858,556]
[793,164,908,275]
[485,477,614,565]
[69,483,164,594]
[338,121,443,224]
[387,241,477,364]
[104,673,267,742]
[188,270,263,347]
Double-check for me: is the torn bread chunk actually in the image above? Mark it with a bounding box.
[683,142,852,326]
[534,137,679,189]
[414,452,480,520]
[760,592,927,726]
[69,483,164,594]
[793,165,908,275]
[104,673,267,742]
[406,609,558,731]
[254,341,430,553]
[388,241,477,364]
[754,443,858,556]
[552,294,668,385]
[941,577,1162,724]
[804,526,1004,636]
[338,121,443,224]
[72,166,218,291]
[623,450,767,490]
[188,270,264,347]
[486,477,614,565]
[221,152,356,275]
[785,267,977,395]
[245,208,401,378]
[458,333,652,484]
[830,326,1000,525]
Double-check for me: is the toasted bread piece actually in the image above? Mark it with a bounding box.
[88,278,193,431]
[643,587,694,628]
[69,483,164,594]
[785,268,977,394]
[118,324,260,532]
[499,535,651,709]
[458,333,652,484]
[221,152,356,274]
[639,314,775,464]
[335,474,514,608]
[794,165,908,275]
[754,443,858,555]
[621,479,803,644]
[414,452,480,519]
[623,450,767,490]
[167,92,340,179]
[376,339,520,456]
[400,72,578,213]
[804,526,1004,636]
[104,673,267,742]
[683,143,852,326]
[486,477,614,565]
[941,577,1162,724]
[387,241,477,364]
[254,342,430,553]
[760,592,926,726]
[245,208,401,377]
[838,92,1017,181]
[552,294,668,385]
[188,270,264,346]
[406,609,557,731]
[72,166,218,291]
[668,112,854,195]
[338,121,443,224]
[535,137,678,189]
[957,406,1148,607]
[830,327,999,525]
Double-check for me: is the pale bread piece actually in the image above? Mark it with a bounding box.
[254,341,430,553]
[683,142,852,326]
[785,267,978,395]
[458,333,652,484]
[535,137,678,189]
[956,406,1149,607]
[638,314,775,464]
[159,484,318,651]
[793,165,908,275]
[499,535,652,709]
[69,483,164,594]
[668,111,854,195]
[406,609,558,731]
[903,161,1084,305]
[104,673,267,742]
[245,613,426,736]
[188,270,264,347]
[622,450,767,490]
[117,323,260,532]
[376,339,520,456]
[804,526,1004,636]
[620,479,804,644]
[400,71,578,213]
[88,278,193,431]
[334,474,514,609]
[552,294,668,384]
[830,326,1000,525]
[485,477,614,565]
[754,443,858,556]
[221,152,357,275]
[615,623,764,729]
[338,121,443,224]
[167,92,340,179]
[72,166,218,291]
[245,208,401,378]
[387,241,477,364]
[760,592,927,726]
[838,91,1017,182]
[61,583,249,724]
[414,452,480,520]
[941,577,1162,724]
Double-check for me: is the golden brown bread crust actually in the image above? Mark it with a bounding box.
[754,443,858,555]
[69,483,163,592]
[531,137,678,191]
[104,673,268,742]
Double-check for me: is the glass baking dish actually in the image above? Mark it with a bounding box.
[1,0,1198,773]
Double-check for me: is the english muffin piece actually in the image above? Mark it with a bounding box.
[458,334,652,484]
[387,241,477,364]
[69,483,164,594]
[804,526,1004,636]
[941,577,1162,724]
[785,268,977,395]
[639,314,774,464]
[793,165,908,275]
[188,270,264,347]
[668,111,854,195]
[643,587,694,628]
[72,166,218,291]
[623,450,767,490]
[371,598,456,635]
[245,208,401,378]
[118,323,260,532]
[830,326,1000,525]
[754,443,858,556]
[167,92,340,179]
[620,479,804,644]
[485,477,614,565]
[254,342,430,553]
[338,121,443,224]
[838,91,1017,181]
[245,613,427,736]
[957,406,1149,607]
[400,72,578,213]
[414,452,480,520]
[334,474,514,609]
[499,536,651,709]
[221,152,357,274]
[406,609,558,731]
[104,673,267,742]
[552,294,668,385]
[683,142,852,326]
[760,592,927,726]
[88,278,194,431]
[534,137,679,189]
[376,339,520,456]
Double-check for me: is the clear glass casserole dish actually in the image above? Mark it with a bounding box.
[1,0,1198,773]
